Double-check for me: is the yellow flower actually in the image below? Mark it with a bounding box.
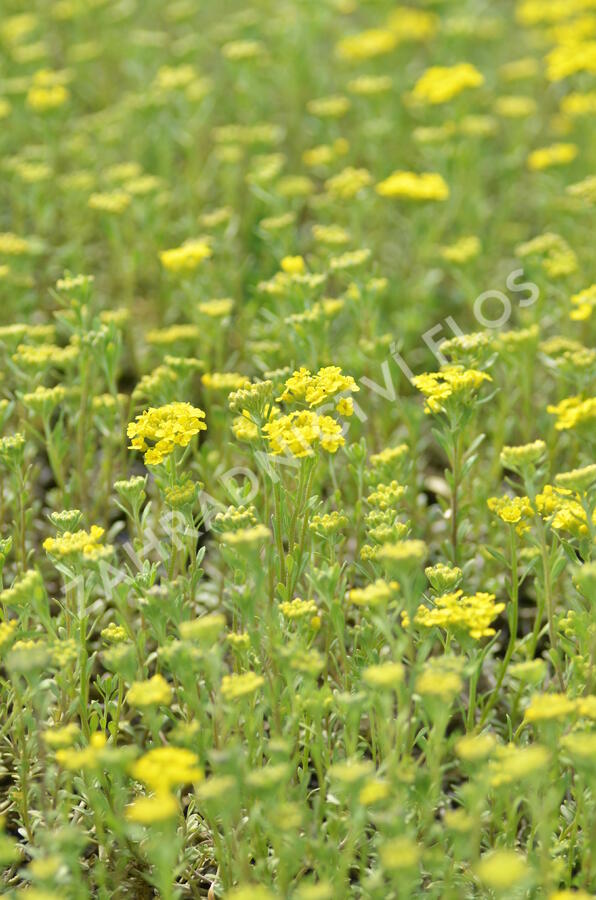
[43,525,110,560]
[440,235,481,263]
[416,663,462,699]
[159,238,212,273]
[556,463,596,493]
[202,371,249,391]
[335,28,397,61]
[476,850,528,890]
[414,590,505,639]
[312,224,350,245]
[13,342,77,369]
[131,747,202,790]
[43,723,80,749]
[500,440,546,469]
[367,481,405,510]
[55,733,111,772]
[221,671,264,700]
[0,232,32,255]
[362,661,404,689]
[278,365,359,407]
[27,83,69,111]
[222,39,265,61]
[220,524,272,545]
[88,191,131,214]
[494,94,537,117]
[547,395,596,431]
[280,255,306,275]
[524,692,577,723]
[560,732,596,763]
[387,7,438,41]
[489,743,550,786]
[198,297,234,317]
[570,284,596,321]
[127,674,172,708]
[279,597,317,619]
[325,166,372,198]
[546,40,596,81]
[302,138,348,168]
[561,90,596,116]
[370,444,408,468]
[146,324,200,346]
[359,778,390,806]
[410,63,484,105]
[455,732,497,762]
[347,75,392,96]
[126,792,179,824]
[528,143,578,171]
[306,95,350,118]
[348,579,399,608]
[376,171,449,201]
[379,836,421,871]
[412,365,492,414]
[263,410,345,457]
[487,495,534,535]
[127,401,207,465]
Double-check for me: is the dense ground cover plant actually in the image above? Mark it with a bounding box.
[0,0,595,897]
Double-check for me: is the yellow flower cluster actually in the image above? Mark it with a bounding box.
[440,235,481,263]
[126,792,179,825]
[524,692,577,723]
[500,440,545,469]
[325,166,372,199]
[88,191,131,214]
[367,481,405,510]
[277,366,359,408]
[262,410,344,457]
[198,297,234,317]
[303,138,349,168]
[556,464,596,493]
[376,171,449,201]
[221,671,264,700]
[347,578,399,608]
[487,495,534,535]
[13,342,77,368]
[27,83,69,111]
[159,238,212,273]
[370,444,408,468]
[279,597,317,619]
[335,28,397,61]
[309,511,347,535]
[410,63,484,105]
[411,365,492,414]
[488,743,549,787]
[425,563,462,593]
[43,525,109,560]
[387,7,438,41]
[203,372,249,391]
[515,231,578,278]
[220,524,271,545]
[127,674,172,707]
[127,402,207,465]
[363,661,404,689]
[527,142,578,171]
[536,485,593,539]
[570,284,596,321]
[146,324,200,345]
[547,395,596,430]
[131,746,202,791]
[415,590,505,639]
[546,39,596,81]
[416,659,463,699]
